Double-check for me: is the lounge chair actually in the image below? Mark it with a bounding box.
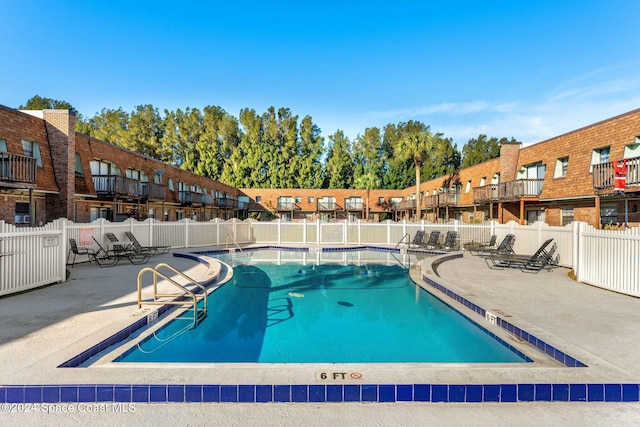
[92,236,150,265]
[464,235,497,254]
[125,231,171,255]
[422,230,441,249]
[409,230,426,248]
[477,234,515,257]
[439,230,460,251]
[485,238,555,273]
[105,232,133,252]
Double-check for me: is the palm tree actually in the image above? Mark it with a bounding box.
[395,132,434,221]
[354,172,380,221]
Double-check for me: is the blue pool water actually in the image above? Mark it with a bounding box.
[116,251,528,363]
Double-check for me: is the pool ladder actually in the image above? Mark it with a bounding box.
[137,263,208,329]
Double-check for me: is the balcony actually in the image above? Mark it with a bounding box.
[141,182,166,201]
[0,152,37,188]
[344,199,364,211]
[473,179,544,203]
[179,190,203,206]
[202,193,215,206]
[593,157,640,190]
[277,201,300,211]
[318,201,342,211]
[217,198,238,209]
[424,193,460,208]
[93,175,142,198]
[391,199,416,211]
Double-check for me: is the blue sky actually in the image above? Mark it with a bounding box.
[2,0,640,148]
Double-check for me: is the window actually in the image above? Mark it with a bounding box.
[562,207,574,226]
[590,146,610,172]
[465,180,471,193]
[624,142,640,159]
[517,162,546,180]
[74,153,83,174]
[295,196,302,203]
[0,138,7,152]
[377,197,385,205]
[168,178,174,191]
[21,140,43,167]
[490,173,500,184]
[256,196,262,203]
[479,177,486,186]
[554,157,569,178]
[601,204,617,227]
[308,196,314,203]
[15,202,30,224]
[126,169,141,180]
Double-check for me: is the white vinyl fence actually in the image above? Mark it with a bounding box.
[1,218,639,298]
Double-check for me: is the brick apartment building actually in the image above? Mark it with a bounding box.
[0,105,245,226]
[1,104,639,228]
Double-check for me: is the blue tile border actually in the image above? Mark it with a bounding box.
[421,274,587,368]
[5,383,638,404]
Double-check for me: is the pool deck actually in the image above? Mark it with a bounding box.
[1,245,640,426]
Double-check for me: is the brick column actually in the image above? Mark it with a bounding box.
[43,110,76,220]
[499,141,522,182]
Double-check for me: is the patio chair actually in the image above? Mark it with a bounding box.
[125,231,171,255]
[463,235,497,255]
[92,236,150,266]
[422,230,441,249]
[485,238,555,273]
[67,238,98,267]
[477,234,515,257]
[439,230,460,251]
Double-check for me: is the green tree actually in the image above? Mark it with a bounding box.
[19,95,73,111]
[127,105,164,159]
[76,107,129,147]
[390,121,436,220]
[231,108,265,187]
[353,127,385,185]
[295,116,324,188]
[323,130,354,189]
[460,134,510,168]
[161,107,203,169]
[354,171,381,221]
[200,106,240,183]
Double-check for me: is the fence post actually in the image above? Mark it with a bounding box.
[343,219,348,245]
[317,219,321,245]
[573,221,583,282]
[277,219,281,244]
[184,219,190,248]
[357,219,361,245]
[59,218,67,281]
[216,219,220,246]
[302,219,307,245]
[148,218,154,247]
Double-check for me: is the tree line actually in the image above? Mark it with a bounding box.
[19,95,517,190]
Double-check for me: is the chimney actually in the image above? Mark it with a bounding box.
[43,109,76,220]
[499,140,522,182]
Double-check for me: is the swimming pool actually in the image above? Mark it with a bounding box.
[114,249,530,364]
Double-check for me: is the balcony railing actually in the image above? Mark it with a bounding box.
[179,190,203,206]
[217,198,238,209]
[277,201,300,211]
[473,179,544,203]
[0,152,37,186]
[318,202,341,211]
[344,200,364,211]
[391,199,416,211]
[593,157,640,190]
[202,194,215,206]
[93,175,143,197]
[141,182,166,201]
[424,193,460,208]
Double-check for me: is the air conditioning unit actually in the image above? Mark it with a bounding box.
[14,214,30,224]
